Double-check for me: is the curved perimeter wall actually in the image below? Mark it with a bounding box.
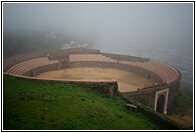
[3,48,181,113]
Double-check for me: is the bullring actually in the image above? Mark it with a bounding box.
[3,48,181,114]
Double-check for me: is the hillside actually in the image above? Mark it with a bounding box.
[3,74,161,130]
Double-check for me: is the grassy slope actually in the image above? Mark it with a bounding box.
[3,75,161,130]
[165,84,193,129]
[169,93,193,115]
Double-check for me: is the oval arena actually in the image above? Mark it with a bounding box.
[3,48,181,114]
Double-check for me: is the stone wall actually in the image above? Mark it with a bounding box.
[23,63,58,77]
[78,81,118,97]
[122,83,168,109]
[117,92,182,129]
[167,81,181,110]
[121,82,180,112]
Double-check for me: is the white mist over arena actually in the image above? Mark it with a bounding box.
[3,2,193,89]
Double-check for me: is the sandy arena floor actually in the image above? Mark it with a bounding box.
[36,67,155,92]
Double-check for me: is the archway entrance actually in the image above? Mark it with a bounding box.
[156,95,165,113]
[154,88,169,114]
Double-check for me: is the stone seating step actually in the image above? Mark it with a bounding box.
[7,57,58,75]
[15,60,59,75]
[148,60,178,82]
[13,60,50,75]
[7,57,49,74]
[142,62,174,81]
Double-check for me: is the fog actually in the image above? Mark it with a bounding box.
[3,2,193,92]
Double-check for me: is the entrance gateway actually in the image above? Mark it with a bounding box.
[154,88,169,114]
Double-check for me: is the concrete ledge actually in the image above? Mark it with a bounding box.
[4,73,117,83]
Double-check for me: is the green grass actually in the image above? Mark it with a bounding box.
[168,92,193,116]
[3,74,161,130]
[167,83,193,116]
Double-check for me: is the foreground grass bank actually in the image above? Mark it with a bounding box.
[3,74,162,130]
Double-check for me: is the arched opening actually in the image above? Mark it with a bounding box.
[156,95,165,113]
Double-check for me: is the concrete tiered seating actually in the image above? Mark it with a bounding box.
[11,59,49,75]
[140,61,177,83]
[134,62,170,83]
[7,57,59,75]
[69,54,179,85]
[148,60,179,83]
[151,60,179,77]
[117,58,177,84]
[14,60,58,75]
[139,61,178,84]
[69,54,117,62]
[7,58,48,73]
[102,53,150,63]
[148,62,174,81]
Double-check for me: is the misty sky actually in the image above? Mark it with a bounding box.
[3,2,193,51]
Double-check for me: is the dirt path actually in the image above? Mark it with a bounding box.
[36,67,155,92]
[166,109,193,129]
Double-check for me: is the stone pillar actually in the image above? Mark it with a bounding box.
[108,85,114,97]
